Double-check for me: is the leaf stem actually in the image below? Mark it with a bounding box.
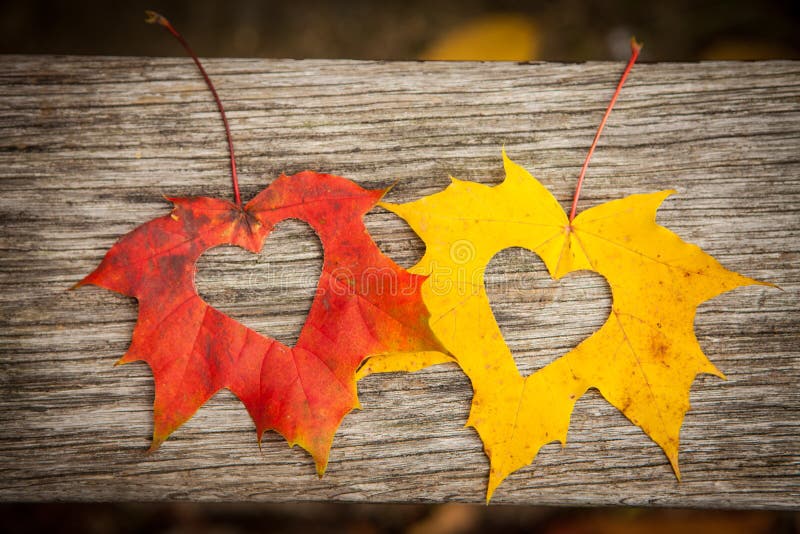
[568,37,642,222]
[145,10,242,206]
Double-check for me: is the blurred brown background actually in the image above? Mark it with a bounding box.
[1,0,798,61]
[1,0,798,532]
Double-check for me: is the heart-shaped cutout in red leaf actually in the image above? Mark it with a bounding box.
[77,171,445,473]
[196,219,323,347]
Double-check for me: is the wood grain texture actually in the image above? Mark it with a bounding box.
[0,55,798,508]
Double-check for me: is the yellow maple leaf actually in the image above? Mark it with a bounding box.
[367,151,769,501]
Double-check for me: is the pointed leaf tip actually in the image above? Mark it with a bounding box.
[377,200,399,212]
[382,179,401,196]
[68,280,84,291]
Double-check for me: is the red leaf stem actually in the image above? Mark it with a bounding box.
[568,37,642,222]
[145,10,242,206]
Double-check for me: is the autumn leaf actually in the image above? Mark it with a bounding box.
[77,170,443,473]
[371,151,769,500]
[78,12,444,475]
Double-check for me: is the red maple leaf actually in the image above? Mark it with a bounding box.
[77,171,443,472]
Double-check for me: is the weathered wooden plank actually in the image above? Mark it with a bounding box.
[0,55,797,508]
